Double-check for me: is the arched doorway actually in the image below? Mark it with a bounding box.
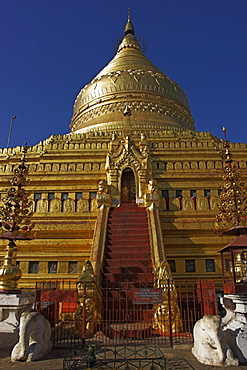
[121,168,136,203]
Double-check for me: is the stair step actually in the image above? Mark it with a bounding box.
[107,235,150,240]
[111,205,146,211]
[103,273,154,282]
[106,241,150,252]
[107,225,148,231]
[109,212,147,217]
[105,252,151,259]
[109,212,147,216]
[102,204,153,283]
[104,259,152,267]
[107,233,149,239]
[108,220,148,225]
[103,266,153,274]
[107,234,149,239]
[106,244,150,249]
[106,244,151,250]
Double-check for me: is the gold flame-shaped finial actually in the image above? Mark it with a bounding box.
[215,126,247,230]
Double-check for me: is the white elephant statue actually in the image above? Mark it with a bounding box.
[192,314,238,366]
[11,311,52,362]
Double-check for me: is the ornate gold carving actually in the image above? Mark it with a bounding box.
[216,162,247,229]
[63,199,75,212]
[147,179,158,194]
[197,197,209,211]
[128,69,145,82]
[145,179,160,207]
[153,260,182,333]
[109,133,120,154]
[169,197,180,211]
[68,163,76,171]
[210,196,220,210]
[0,240,22,290]
[49,199,62,213]
[91,198,98,212]
[97,180,111,207]
[174,162,182,170]
[76,260,102,337]
[0,146,35,290]
[71,100,194,130]
[97,180,109,195]
[190,162,198,170]
[183,162,190,170]
[106,134,152,200]
[107,71,122,84]
[182,197,194,211]
[139,133,149,154]
[36,199,49,213]
[76,199,89,212]
[199,161,206,169]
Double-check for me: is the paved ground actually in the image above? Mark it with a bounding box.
[0,344,246,370]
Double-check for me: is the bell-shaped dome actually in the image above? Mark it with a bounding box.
[70,15,194,133]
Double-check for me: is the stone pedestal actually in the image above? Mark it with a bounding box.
[221,293,247,364]
[0,292,34,348]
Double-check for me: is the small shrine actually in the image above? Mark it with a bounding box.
[219,233,247,294]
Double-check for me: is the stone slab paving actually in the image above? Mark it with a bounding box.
[0,345,246,370]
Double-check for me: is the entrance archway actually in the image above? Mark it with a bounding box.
[121,168,136,203]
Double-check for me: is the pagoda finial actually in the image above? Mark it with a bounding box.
[222,126,232,166]
[128,7,131,21]
[222,125,227,140]
[124,8,135,36]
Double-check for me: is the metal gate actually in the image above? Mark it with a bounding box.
[34,279,217,347]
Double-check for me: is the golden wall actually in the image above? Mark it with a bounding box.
[0,128,246,289]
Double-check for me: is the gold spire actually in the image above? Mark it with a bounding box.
[124,7,135,35]
[0,145,36,291]
[0,145,35,240]
[70,13,194,133]
[215,127,247,230]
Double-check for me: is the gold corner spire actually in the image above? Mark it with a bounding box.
[0,145,36,291]
[215,127,247,230]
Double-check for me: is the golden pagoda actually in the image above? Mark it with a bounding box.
[0,13,247,290]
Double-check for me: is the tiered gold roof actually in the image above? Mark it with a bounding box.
[70,15,194,134]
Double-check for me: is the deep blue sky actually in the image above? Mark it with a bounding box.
[1,0,246,148]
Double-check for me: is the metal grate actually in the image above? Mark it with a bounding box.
[63,344,166,370]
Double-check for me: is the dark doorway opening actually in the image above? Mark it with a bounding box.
[121,168,136,203]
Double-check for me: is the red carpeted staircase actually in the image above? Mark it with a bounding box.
[102,203,154,283]
[101,204,154,336]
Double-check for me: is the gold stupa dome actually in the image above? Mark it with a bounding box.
[70,13,194,134]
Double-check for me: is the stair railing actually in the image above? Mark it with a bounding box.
[90,204,110,286]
